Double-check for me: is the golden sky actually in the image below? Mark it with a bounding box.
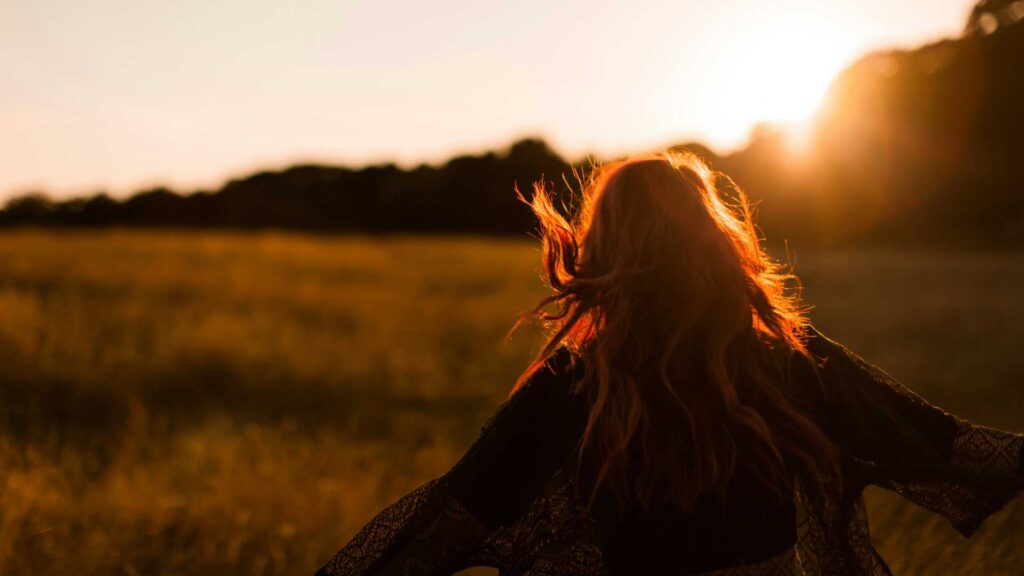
[1,0,977,200]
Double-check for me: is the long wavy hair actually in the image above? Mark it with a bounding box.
[510,151,838,512]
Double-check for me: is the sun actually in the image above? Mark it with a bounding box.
[699,13,858,148]
[741,16,844,122]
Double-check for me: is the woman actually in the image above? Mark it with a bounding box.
[315,153,1024,575]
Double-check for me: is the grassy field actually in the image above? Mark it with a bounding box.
[0,229,1022,575]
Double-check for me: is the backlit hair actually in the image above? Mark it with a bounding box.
[511,152,838,512]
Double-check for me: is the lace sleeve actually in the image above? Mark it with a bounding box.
[950,423,1024,481]
[314,475,488,575]
[314,348,584,575]
[802,327,1024,537]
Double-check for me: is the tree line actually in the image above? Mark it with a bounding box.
[4,7,1022,247]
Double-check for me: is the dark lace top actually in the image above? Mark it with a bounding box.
[315,327,1024,575]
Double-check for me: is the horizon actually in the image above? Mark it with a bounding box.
[2,0,976,201]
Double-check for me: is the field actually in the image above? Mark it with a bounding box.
[0,229,1022,575]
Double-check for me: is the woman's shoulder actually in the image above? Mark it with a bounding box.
[469,347,586,450]
[796,325,910,398]
[800,325,869,371]
[494,348,588,446]
[778,325,861,412]
[446,348,586,526]
[511,347,584,406]
[786,324,870,389]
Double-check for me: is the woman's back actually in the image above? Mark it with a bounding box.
[583,448,798,574]
[315,328,1024,575]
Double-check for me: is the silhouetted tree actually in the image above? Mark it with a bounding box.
[3,5,1023,247]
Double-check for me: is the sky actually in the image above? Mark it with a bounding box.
[1,0,977,200]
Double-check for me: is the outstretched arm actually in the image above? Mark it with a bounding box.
[799,327,1024,536]
[314,348,583,575]
[314,473,487,576]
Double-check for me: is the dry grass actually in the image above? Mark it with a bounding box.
[0,229,1021,575]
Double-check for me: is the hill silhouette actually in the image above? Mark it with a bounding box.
[4,4,1022,246]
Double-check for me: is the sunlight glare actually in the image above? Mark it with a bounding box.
[698,13,858,148]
